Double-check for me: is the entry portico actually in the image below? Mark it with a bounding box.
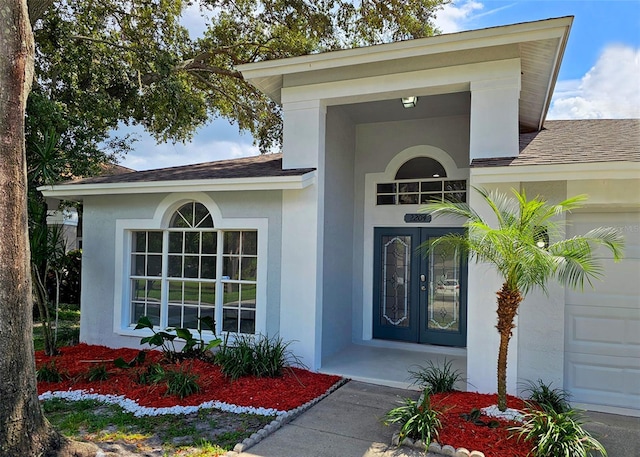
[237,16,573,395]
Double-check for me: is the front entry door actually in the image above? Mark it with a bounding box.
[373,227,466,346]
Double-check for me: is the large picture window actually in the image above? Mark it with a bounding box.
[128,202,258,334]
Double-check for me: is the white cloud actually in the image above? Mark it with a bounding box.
[549,45,640,119]
[434,1,485,33]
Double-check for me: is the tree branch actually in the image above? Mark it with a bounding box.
[27,0,55,25]
[71,35,133,51]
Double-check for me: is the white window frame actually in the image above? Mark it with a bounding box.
[113,192,268,341]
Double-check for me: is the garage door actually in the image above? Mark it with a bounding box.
[564,212,640,415]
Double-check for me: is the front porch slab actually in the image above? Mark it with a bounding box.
[319,342,467,390]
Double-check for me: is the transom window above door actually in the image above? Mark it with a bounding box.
[376,157,467,205]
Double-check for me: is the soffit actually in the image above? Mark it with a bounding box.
[239,16,572,132]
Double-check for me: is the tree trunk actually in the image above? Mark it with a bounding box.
[495,283,523,411]
[0,2,97,455]
[0,1,66,454]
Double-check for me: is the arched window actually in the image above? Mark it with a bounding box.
[169,202,214,228]
[129,201,258,334]
[377,157,466,205]
[395,157,447,180]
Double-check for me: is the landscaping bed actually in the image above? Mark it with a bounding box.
[430,391,532,457]
[36,344,342,414]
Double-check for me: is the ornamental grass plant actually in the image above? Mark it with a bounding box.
[521,378,572,413]
[384,389,442,445]
[215,333,302,380]
[408,359,463,393]
[512,408,607,457]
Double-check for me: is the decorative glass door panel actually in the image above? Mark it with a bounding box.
[380,235,411,329]
[427,240,460,332]
[373,228,466,346]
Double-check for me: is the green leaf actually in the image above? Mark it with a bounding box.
[199,316,215,332]
[157,332,176,341]
[205,338,222,351]
[175,328,193,341]
[135,316,154,330]
[114,357,129,369]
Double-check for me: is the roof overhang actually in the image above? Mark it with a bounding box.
[39,171,317,202]
[471,161,640,184]
[238,16,573,131]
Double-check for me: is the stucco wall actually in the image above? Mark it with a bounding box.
[516,181,567,392]
[321,107,356,359]
[79,190,283,349]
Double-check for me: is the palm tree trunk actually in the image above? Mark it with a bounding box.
[496,283,523,411]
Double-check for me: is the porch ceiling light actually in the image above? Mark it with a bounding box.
[401,96,418,108]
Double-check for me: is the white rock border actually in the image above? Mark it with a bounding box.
[39,377,349,456]
[391,435,487,457]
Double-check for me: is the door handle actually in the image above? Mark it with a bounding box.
[420,274,426,282]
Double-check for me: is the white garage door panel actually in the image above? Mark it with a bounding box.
[565,260,640,308]
[565,353,640,411]
[565,211,639,414]
[565,305,640,357]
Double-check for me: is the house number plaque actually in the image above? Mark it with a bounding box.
[404,213,432,223]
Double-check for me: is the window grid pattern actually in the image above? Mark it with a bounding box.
[376,179,467,205]
[131,231,163,326]
[222,231,258,334]
[128,203,258,335]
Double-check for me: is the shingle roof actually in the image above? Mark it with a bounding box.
[67,153,314,185]
[472,119,640,167]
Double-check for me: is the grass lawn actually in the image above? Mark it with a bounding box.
[43,398,272,456]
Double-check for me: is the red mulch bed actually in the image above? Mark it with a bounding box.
[36,344,341,412]
[432,391,532,457]
[37,344,533,455]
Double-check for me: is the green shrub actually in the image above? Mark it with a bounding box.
[86,364,110,382]
[521,379,572,413]
[135,315,221,363]
[37,361,63,382]
[384,390,442,444]
[215,334,256,380]
[215,334,301,380]
[408,359,462,393]
[512,408,607,457]
[136,363,167,385]
[165,369,200,399]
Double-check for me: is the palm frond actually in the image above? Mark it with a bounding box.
[551,238,603,290]
[420,200,475,221]
[583,227,625,260]
[475,187,518,228]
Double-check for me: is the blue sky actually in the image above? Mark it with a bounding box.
[119,0,640,170]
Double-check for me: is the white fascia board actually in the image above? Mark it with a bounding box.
[471,161,640,184]
[238,17,572,100]
[238,18,571,77]
[39,171,316,201]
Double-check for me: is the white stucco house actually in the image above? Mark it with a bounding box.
[41,16,640,417]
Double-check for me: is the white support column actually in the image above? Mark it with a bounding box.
[282,99,327,169]
[470,66,521,160]
[279,97,326,370]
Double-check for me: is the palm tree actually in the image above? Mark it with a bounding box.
[422,187,624,411]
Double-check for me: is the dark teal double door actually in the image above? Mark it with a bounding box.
[373,227,466,347]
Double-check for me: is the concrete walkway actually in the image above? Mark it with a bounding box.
[235,381,640,457]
